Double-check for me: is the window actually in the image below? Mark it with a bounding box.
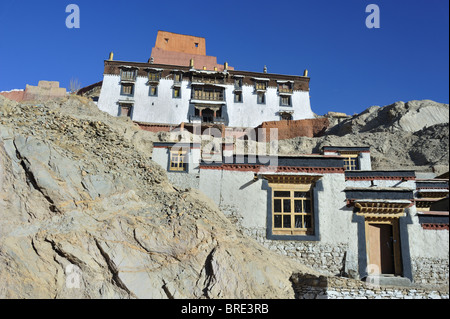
[234,78,243,90]
[174,73,182,83]
[278,82,293,94]
[173,87,181,98]
[148,71,161,83]
[121,69,136,82]
[257,92,266,104]
[280,96,292,106]
[342,153,359,171]
[195,42,199,47]
[192,87,224,101]
[149,85,158,96]
[121,84,134,96]
[255,81,267,91]
[234,91,243,103]
[272,188,313,235]
[169,150,187,171]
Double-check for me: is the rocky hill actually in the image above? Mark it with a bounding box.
[0,95,448,299]
[0,95,315,299]
[279,100,449,175]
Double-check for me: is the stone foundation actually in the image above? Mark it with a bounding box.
[290,273,449,299]
[411,257,449,285]
[241,227,348,276]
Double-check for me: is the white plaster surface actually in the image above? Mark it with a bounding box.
[97,75,315,128]
[407,206,449,259]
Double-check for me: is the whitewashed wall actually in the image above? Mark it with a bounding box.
[98,75,314,128]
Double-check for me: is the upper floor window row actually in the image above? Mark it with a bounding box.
[120,69,137,82]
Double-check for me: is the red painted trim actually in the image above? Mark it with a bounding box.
[199,164,344,174]
[345,176,416,181]
[421,223,449,230]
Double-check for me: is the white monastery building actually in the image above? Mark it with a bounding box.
[97,31,314,129]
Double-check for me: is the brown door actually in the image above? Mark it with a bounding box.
[367,223,395,274]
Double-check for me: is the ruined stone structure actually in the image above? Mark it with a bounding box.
[0,81,67,102]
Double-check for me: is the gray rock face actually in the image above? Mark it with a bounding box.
[0,95,312,299]
[327,100,449,135]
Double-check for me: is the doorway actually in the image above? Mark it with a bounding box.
[367,223,395,274]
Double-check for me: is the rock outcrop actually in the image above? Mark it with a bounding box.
[0,95,314,299]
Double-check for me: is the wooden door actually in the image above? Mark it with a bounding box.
[367,223,395,274]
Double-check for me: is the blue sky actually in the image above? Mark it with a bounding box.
[0,0,448,116]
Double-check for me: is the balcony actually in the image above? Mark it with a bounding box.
[120,69,137,83]
[189,115,226,125]
[191,89,225,102]
[278,87,293,94]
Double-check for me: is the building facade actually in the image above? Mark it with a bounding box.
[152,142,449,286]
[96,32,314,129]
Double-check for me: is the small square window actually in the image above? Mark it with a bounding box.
[342,154,359,171]
[234,91,243,103]
[169,150,187,171]
[257,92,266,104]
[174,73,182,83]
[255,81,267,91]
[173,87,181,98]
[149,85,158,96]
[121,84,134,96]
[195,43,199,47]
[280,96,292,106]
[148,71,161,83]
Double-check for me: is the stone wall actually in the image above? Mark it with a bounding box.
[411,257,449,286]
[0,90,25,102]
[23,81,66,101]
[290,273,449,299]
[241,227,348,276]
[167,172,200,190]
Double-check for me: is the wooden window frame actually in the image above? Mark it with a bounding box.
[148,71,161,83]
[169,150,187,172]
[149,85,158,97]
[278,82,293,94]
[120,69,137,82]
[271,184,314,236]
[341,153,359,171]
[255,81,267,91]
[234,91,243,103]
[173,73,183,83]
[257,92,266,104]
[173,87,182,99]
[280,95,292,106]
[120,84,134,96]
